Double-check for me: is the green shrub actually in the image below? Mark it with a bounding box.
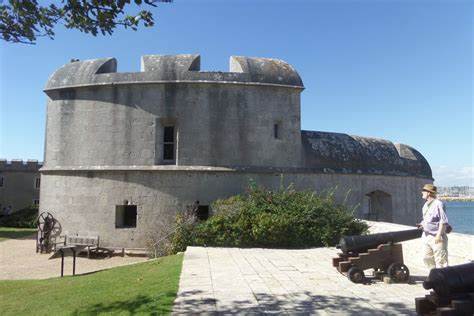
[169,208,197,254]
[171,184,368,250]
[0,205,38,228]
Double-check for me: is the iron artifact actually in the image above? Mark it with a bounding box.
[333,228,422,283]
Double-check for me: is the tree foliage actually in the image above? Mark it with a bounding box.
[0,0,172,44]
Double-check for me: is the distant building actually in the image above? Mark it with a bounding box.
[41,54,433,248]
[0,159,42,214]
[438,186,474,198]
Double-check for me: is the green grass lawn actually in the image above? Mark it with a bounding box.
[0,227,36,241]
[0,254,184,315]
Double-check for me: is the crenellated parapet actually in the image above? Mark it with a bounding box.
[0,159,43,171]
[44,54,304,92]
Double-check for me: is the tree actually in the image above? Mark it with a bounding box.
[0,0,172,44]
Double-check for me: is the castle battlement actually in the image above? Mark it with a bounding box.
[44,55,304,93]
[0,159,43,171]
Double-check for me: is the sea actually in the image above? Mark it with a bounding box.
[444,201,474,235]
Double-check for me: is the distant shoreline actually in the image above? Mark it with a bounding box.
[439,196,474,202]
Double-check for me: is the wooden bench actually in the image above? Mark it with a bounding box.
[56,235,100,258]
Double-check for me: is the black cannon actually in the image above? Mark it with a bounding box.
[416,262,474,315]
[337,228,422,254]
[333,228,422,283]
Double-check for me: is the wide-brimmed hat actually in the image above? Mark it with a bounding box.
[422,184,437,194]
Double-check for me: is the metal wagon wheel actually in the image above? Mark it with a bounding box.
[36,211,54,232]
[36,211,62,253]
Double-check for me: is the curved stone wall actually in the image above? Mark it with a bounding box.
[44,55,304,91]
[302,131,432,178]
[41,54,435,249]
[40,169,430,248]
[44,83,302,168]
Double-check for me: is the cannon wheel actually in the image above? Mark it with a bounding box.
[387,263,410,282]
[347,266,365,283]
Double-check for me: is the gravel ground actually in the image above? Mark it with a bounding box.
[0,235,148,280]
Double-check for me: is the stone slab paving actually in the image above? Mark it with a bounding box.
[173,221,473,315]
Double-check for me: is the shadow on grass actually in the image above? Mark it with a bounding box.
[0,228,36,241]
[72,292,178,315]
[173,290,417,315]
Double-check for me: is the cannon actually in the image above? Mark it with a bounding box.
[416,262,474,315]
[332,228,422,283]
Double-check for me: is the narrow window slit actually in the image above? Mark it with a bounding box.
[163,126,175,162]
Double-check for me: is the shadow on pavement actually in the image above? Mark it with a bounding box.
[173,290,416,315]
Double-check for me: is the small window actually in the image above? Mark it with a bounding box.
[0,176,3,187]
[115,205,137,228]
[35,177,40,189]
[196,205,209,221]
[33,199,40,206]
[274,123,279,139]
[163,126,175,161]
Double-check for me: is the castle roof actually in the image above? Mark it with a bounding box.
[44,55,304,92]
[302,131,432,178]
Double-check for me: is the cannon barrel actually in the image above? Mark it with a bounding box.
[337,228,422,254]
[423,262,474,297]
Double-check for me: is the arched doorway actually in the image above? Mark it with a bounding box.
[365,190,393,222]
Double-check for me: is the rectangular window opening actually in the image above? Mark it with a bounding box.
[35,177,41,189]
[274,123,279,139]
[115,205,137,228]
[0,176,3,187]
[163,126,175,162]
[33,199,40,206]
[196,205,209,221]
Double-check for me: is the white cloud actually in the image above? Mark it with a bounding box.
[432,165,474,186]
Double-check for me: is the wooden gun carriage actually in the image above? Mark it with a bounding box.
[332,228,422,283]
[416,262,474,316]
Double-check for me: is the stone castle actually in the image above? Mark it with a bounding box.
[41,55,432,248]
[0,159,41,213]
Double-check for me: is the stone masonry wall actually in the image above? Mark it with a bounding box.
[40,170,430,248]
[0,160,41,212]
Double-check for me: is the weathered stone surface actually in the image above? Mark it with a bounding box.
[0,160,41,212]
[302,131,432,178]
[40,171,429,247]
[44,55,304,91]
[40,54,433,248]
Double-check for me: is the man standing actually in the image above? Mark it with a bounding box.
[419,184,449,269]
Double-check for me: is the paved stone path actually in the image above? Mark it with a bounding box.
[173,222,473,315]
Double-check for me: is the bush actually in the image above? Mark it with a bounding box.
[171,184,368,251]
[146,206,197,258]
[0,205,38,228]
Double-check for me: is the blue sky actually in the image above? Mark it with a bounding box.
[0,0,472,186]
